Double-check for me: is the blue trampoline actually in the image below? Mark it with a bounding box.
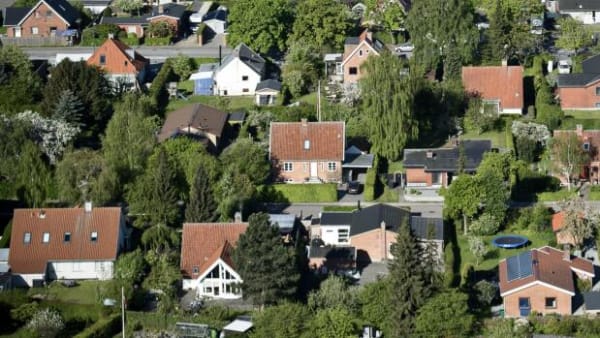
[492,235,529,249]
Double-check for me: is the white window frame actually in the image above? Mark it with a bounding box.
[327,162,337,172]
[24,232,31,244]
[304,140,310,150]
[91,231,98,242]
[42,232,50,243]
[31,27,39,35]
[338,228,349,243]
[283,162,293,172]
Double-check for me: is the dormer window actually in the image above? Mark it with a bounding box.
[304,140,310,150]
[42,232,50,243]
[91,231,98,242]
[24,232,31,244]
[584,142,590,151]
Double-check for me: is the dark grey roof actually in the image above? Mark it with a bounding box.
[203,9,226,21]
[557,73,600,87]
[343,152,374,168]
[559,0,600,11]
[228,111,245,123]
[151,3,186,19]
[256,79,281,92]
[219,43,265,75]
[3,7,29,26]
[582,54,600,73]
[308,245,356,259]
[345,37,360,45]
[320,204,412,236]
[81,0,111,5]
[101,15,150,25]
[410,217,444,241]
[45,0,80,26]
[584,292,600,310]
[403,140,492,173]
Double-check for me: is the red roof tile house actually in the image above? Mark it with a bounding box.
[499,246,594,317]
[269,120,345,183]
[552,211,577,247]
[3,0,80,44]
[557,54,600,110]
[87,38,149,91]
[553,125,600,184]
[8,204,126,287]
[180,222,248,299]
[341,30,385,85]
[462,65,524,115]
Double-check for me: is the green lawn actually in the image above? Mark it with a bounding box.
[458,230,555,272]
[376,186,399,203]
[166,95,256,112]
[589,186,600,201]
[564,110,600,119]
[259,184,338,203]
[322,205,358,212]
[460,130,506,148]
[388,160,404,173]
[28,280,106,305]
[536,188,578,202]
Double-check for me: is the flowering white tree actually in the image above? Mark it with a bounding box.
[341,83,361,107]
[14,111,80,164]
[26,308,64,338]
[511,121,551,145]
[469,236,488,267]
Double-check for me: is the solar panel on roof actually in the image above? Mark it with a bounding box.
[506,251,533,282]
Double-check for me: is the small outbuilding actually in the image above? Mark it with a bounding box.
[189,63,218,95]
[255,79,281,106]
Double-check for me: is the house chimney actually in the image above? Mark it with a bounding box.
[426,150,434,159]
[576,124,584,137]
[38,210,46,219]
[108,33,114,39]
[301,118,308,126]
[380,221,387,261]
[84,201,93,213]
[234,211,242,223]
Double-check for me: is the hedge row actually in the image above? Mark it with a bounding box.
[145,37,171,46]
[74,313,121,338]
[149,59,175,111]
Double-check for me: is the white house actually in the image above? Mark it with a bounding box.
[202,6,227,34]
[8,204,126,287]
[213,43,265,96]
[81,0,112,15]
[558,0,600,24]
[181,222,247,299]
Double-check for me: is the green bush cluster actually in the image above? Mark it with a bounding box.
[532,56,564,130]
[80,24,121,46]
[512,204,552,232]
[73,313,120,338]
[149,59,175,111]
[443,242,457,288]
[145,37,171,46]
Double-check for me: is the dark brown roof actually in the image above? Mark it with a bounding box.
[499,246,594,296]
[158,103,229,142]
[8,207,123,274]
[180,223,248,278]
[462,66,524,110]
[269,121,345,161]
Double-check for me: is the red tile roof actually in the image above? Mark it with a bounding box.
[499,246,594,296]
[8,207,123,274]
[180,223,248,278]
[461,66,524,110]
[87,38,148,75]
[552,211,566,232]
[269,121,345,161]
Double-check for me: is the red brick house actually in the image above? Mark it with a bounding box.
[341,30,384,85]
[3,0,80,42]
[313,204,445,264]
[557,54,600,110]
[403,140,492,188]
[269,120,345,183]
[8,204,126,287]
[553,125,600,184]
[180,222,248,299]
[99,3,187,39]
[462,65,524,114]
[87,38,149,91]
[499,246,594,317]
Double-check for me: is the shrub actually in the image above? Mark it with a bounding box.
[536,103,564,130]
[443,242,457,288]
[149,59,175,111]
[364,167,377,201]
[27,308,65,338]
[464,96,497,134]
[469,213,501,236]
[74,313,121,338]
[171,54,194,81]
[474,280,498,306]
[145,37,171,46]
[10,302,39,323]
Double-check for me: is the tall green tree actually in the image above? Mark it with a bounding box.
[556,17,592,53]
[219,138,270,185]
[289,0,351,50]
[443,174,481,235]
[358,278,392,335]
[282,42,324,98]
[309,307,359,338]
[113,0,144,15]
[185,165,218,222]
[406,0,478,79]
[0,46,42,114]
[41,60,112,133]
[15,141,50,208]
[102,94,158,197]
[551,132,588,190]
[228,0,293,54]
[52,89,85,127]
[360,52,417,161]
[233,213,300,308]
[127,146,180,231]
[307,276,358,313]
[388,223,429,335]
[414,290,474,337]
[55,149,105,205]
[250,302,311,338]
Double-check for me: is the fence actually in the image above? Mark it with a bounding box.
[0,36,71,46]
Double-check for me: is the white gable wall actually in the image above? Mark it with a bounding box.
[184,259,243,299]
[213,58,262,96]
[48,260,114,280]
[563,11,599,24]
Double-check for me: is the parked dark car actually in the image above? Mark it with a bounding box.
[347,181,362,194]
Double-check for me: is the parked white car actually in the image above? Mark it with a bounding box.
[558,60,571,74]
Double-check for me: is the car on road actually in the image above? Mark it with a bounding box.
[395,43,414,53]
[347,181,362,194]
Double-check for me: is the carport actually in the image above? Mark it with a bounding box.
[342,146,374,183]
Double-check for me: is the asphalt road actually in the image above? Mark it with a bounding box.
[22,45,232,61]
[270,202,444,221]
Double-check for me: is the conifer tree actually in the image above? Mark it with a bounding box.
[185,165,218,222]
